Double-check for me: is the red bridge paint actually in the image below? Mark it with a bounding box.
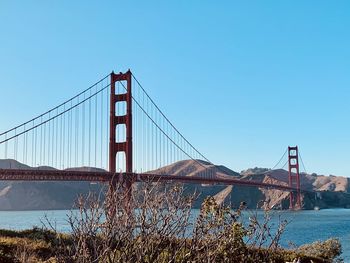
[0,168,299,192]
[109,70,133,176]
[288,146,301,210]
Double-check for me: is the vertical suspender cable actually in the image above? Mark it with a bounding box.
[89,89,91,166]
[101,81,103,168]
[95,84,98,168]
[82,93,85,166]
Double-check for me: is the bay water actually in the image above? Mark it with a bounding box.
[0,208,349,260]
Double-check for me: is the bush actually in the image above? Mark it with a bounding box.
[50,181,342,262]
[298,238,342,261]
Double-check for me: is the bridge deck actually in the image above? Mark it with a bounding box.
[0,169,296,192]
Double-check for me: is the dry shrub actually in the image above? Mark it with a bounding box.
[298,238,342,261]
[0,234,52,263]
[47,179,342,263]
[56,180,195,262]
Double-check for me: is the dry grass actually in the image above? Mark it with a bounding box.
[0,228,56,262]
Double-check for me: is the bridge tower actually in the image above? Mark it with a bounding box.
[288,146,301,210]
[109,70,133,186]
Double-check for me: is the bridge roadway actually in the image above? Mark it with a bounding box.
[0,168,297,192]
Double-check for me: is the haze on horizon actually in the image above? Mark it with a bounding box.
[0,1,350,177]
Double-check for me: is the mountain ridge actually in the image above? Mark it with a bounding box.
[0,159,350,210]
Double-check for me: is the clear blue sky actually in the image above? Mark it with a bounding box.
[1,1,350,176]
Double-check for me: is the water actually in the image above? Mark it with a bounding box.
[0,209,349,260]
[0,210,73,232]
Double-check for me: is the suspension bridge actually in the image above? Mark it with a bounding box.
[0,70,304,209]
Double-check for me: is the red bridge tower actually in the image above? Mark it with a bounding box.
[288,146,301,210]
[109,70,133,187]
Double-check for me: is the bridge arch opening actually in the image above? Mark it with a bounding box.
[116,151,126,173]
[115,124,126,143]
[116,101,127,116]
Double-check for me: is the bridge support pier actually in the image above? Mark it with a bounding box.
[288,146,301,210]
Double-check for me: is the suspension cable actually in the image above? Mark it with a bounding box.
[132,74,212,164]
[0,74,110,137]
[271,148,288,170]
[298,150,308,174]
[0,82,111,145]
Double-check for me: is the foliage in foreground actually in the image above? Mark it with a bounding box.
[0,228,57,262]
[0,182,343,262]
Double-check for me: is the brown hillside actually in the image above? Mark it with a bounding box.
[1,159,350,210]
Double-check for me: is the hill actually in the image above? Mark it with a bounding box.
[0,159,104,210]
[0,159,350,210]
[239,168,350,209]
